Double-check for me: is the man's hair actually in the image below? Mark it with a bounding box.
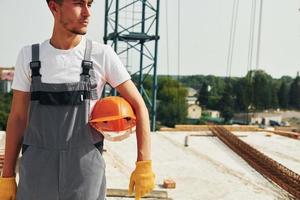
[46,0,63,5]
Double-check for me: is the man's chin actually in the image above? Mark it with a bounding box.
[70,29,87,35]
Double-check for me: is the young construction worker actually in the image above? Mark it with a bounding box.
[0,0,155,199]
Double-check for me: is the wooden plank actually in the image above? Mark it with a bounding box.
[275,126,299,133]
[160,125,260,132]
[264,130,300,139]
[106,188,169,199]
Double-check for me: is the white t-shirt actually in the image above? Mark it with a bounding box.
[12,37,131,109]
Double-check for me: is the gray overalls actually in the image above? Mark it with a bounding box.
[16,40,106,200]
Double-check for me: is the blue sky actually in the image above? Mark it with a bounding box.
[0,0,300,78]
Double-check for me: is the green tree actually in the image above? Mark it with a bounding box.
[234,77,250,111]
[157,77,188,127]
[218,81,234,123]
[289,75,300,109]
[271,81,279,109]
[203,75,226,110]
[0,91,13,130]
[278,81,289,109]
[205,75,225,97]
[180,75,205,90]
[280,75,293,86]
[197,82,209,107]
[247,70,273,110]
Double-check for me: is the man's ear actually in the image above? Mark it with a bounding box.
[48,1,59,15]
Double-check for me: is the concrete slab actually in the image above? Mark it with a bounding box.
[104,131,296,200]
[237,131,300,174]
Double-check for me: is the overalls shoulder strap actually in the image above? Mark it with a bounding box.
[30,43,41,82]
[81,39,99,100]
[81,39,93,77]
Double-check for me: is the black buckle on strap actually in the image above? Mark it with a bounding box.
[81,60,93,76]
[30,61,41,77]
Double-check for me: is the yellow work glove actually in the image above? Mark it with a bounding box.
[0,177,17,200]
[128,160,155,200]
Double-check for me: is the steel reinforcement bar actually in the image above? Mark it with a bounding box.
[209,125,300,199]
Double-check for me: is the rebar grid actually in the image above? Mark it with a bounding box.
[209,125,300,199]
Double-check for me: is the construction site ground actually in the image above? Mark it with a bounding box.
[1,130,299,199]
[104,131,300,200]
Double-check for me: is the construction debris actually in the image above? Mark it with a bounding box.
[163,179,176,189]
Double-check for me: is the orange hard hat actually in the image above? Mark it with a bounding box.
[89,96,136,141]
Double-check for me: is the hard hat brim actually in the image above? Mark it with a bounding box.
[89,115,136,123]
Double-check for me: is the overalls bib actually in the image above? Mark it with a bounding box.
[16,40,106,200]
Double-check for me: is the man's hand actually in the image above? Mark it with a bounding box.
[128,160,155,200]
[0,177,17,200]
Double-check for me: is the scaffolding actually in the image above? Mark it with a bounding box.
[103,0,160,131]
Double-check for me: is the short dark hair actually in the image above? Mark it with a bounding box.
[46,0,63,5]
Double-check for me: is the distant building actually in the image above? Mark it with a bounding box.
[187,104,202,119]
[233,112,282,126]
[186,87,202,120]
[0,68,14,81]
[186,96,198,106]
[204,110,220,118]
[187,87,197,97]
[0,67,14,93]
[186,87,198,106]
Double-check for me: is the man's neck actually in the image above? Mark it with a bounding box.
[50,32,82,50]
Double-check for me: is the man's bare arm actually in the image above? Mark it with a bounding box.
[116,80,151,161]
[2,90,30,177]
